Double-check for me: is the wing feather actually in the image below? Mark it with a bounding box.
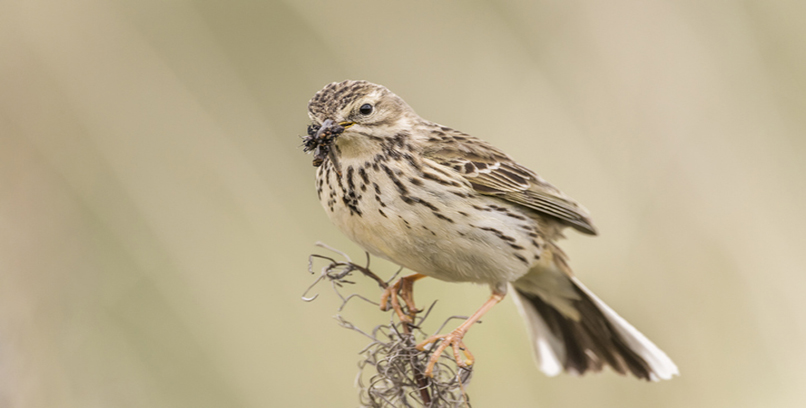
[423,131,597,235]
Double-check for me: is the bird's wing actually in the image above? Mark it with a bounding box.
[422,130,598,235]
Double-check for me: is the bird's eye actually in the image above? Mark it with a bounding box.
[359,103,373,115]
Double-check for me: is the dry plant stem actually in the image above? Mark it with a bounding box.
[376,276,432,406]
[322,253,433,405]
[399,308,432,405]
[305,243,474,407]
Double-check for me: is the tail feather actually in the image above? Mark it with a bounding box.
[512,278,678,381]
[511,287,564,376]
[571,277,679,380]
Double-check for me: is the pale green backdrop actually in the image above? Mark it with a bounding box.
[1,1,805,407]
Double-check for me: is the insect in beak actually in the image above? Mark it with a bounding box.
[303,119,347,167]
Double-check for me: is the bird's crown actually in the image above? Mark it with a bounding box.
[307,80,415,128]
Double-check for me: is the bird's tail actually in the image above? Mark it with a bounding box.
[511,269,678,381]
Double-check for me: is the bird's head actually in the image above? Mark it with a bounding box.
[304,80,417,165]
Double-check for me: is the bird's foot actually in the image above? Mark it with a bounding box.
[416,328,475,377]
[380,274,424,324]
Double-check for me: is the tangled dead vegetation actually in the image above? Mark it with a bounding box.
[303,242,473,408]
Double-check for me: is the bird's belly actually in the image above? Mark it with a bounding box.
[330,207,530,287]
[316,159,544,288]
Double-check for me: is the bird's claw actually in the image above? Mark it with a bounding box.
[380,278,418,324]
[416,329,475,377]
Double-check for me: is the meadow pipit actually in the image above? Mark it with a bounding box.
[303,80,678,380]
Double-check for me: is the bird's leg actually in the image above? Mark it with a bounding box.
[416,291,506,377]
[380,273,427,323]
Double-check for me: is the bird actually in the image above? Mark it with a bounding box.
[303,80,678,381]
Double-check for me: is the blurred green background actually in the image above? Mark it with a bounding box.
[2,1,805,407]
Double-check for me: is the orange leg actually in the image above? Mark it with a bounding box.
[416,291,506,377]
[380,273,427,323]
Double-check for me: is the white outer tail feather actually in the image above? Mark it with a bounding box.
[511,280,679,381]
[511,284,564,376]
[570,277,679,380]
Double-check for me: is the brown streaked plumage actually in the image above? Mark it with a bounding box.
[304,80,678,380]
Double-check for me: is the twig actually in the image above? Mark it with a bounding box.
[303,243,472,408]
